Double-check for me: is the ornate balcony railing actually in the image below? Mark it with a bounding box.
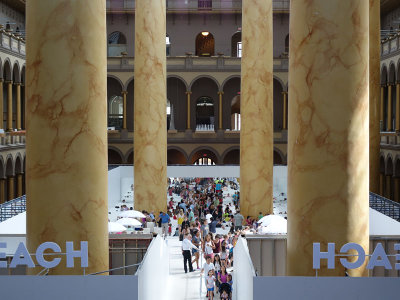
[370,192,400,222]
[0,195,26,222]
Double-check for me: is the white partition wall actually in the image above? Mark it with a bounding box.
[233,237,256,300]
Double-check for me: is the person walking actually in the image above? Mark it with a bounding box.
[233,210,244,231]
[182,233,199,273]
[159,211,170,237]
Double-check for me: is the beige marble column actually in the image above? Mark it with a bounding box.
[240,0,273,218]
[0,79,3,130]
[7,176,14,201]
[287,0,369,276]
[16,173,23,197]
[369,0,380,193]
[7,81,12,131]
[282,91,288,130]
[122,91,127,130]
[134,0,167,213]
[186,91,191,129]
[218,91,223,129]
[16,83,21,130]
[388,85,392,131]
[0,178,5,203]
[26,0,108,275]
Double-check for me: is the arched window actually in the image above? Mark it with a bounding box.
[196,96,214,130]
[108,31,127,57]
[167,99,172,130]
[231,95,241,131]
[196,31,215,56]
[231,31,242,57]
[108,96,123,129]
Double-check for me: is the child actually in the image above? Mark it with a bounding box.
[206,269,216,300]
[220,290,229,300]
[168,223,172,236]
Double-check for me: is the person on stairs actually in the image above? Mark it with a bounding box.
[182,233,199,273]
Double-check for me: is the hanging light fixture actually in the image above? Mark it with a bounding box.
[201,31,210,36]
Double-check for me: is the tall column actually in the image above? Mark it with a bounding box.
[26,0,108,275]
[7,81,12,131]
[287,0,369,276]
[218,91,223,129]
[282,91,288,130]
[122,91,127,130]
[134,0,167,213]
[16,83,21,130]
[240,0,273,217]
[0,79,3,130]
[369,0,381,194]
[186,91,191,130]
[16,173,23,197]
[396,83,400,131]
[387,85,392,131]
[7,176,14,201]
[0,178,4,203]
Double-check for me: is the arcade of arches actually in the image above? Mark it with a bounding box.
[0,152,25,204]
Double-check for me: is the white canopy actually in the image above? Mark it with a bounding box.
[118,210,146,219]
[108,222,127,233]
[116,217,142,227]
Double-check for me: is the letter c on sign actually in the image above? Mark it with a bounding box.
[36,242,62,269]
[339,243,366,269]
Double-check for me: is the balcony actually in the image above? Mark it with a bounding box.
[106,0,290,13]
[107,56,289,72]
[381,33,400,59]
[0,130,25,147]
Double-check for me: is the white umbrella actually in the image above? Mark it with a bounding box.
[258,214,286,226]
[116,218,142,227]
[119,210,146,219]
[108,222,127,233]
[259,220,287,234]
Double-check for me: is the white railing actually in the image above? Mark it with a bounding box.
[233,237,256,300]
[136,235,169,300]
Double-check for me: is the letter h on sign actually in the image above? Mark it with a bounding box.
[313,243,335,269]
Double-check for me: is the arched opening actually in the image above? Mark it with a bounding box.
[274,150,284,165]
[167,99,172,130]
[222,76,241,130]
[223,149,240,165]
[380,155,386,196]
[389,64,396,131]
[195,31,215,56]
[3,60,12,130]
[381,66,388,131]
[198,0,212,9]
[107,77,123,130]
[231,95,240,130]
[5,156,14,201]
[231,31,242,57]
[395,158,400,202]
[108,31,127,57]
[21,66,26,130]
[126,151,134,165]
[273,78,284,131]
[191,149,218,165]
[108,149,123,165]
[167,77,187,131]
[191,77,219,130]
[166,34,171,56]
[126,79,134,131]
[285,34,289,54]
[167,149,187,165]
[386,156,394,200]
[12,63,20,130]
[196,96,214,130]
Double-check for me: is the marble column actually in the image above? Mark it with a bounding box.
[186,91,191,130]
[369,0,380,193]
[16,173,23,197]
[218,91,223,129]
[388,85,392,131]
[282,91,288,130]
[7,81,12,131]
[0,79,3,130]
[396,83,400,131]
[0,178,5,203]
[134,0,167,213]
[16,83,21,130]
[122,91,127,130]
[240,0,273,217]
[287,0,369,276]
[26,0,108,275]
[7,176,14,200]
